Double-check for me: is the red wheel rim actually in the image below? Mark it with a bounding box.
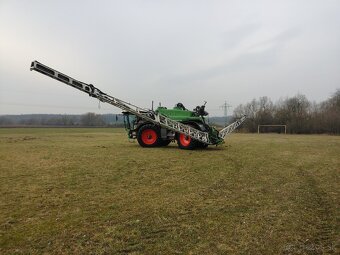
[179,133,191,147]
[141,129,158,145]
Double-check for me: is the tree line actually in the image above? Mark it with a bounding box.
[233,89,340,134]
[1,89,339,134]
[0,113,125,127]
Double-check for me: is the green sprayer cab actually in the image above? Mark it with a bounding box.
[30,61,246,150]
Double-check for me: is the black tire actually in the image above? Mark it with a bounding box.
[197,142,209,149]
[159,139,171,146]
[137,124,161,147]
[177,122,209,150]
[196,123,209,149]
[177,132,199,150]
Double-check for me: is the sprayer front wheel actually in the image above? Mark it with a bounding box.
[137,124,161,147]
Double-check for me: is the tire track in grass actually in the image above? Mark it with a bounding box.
[293,167,338,255]
[115,220,185,254]
[114,199,208,254]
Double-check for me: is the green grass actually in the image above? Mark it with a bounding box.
[0,128,339,254]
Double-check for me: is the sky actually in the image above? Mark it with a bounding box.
[0,0,339,116]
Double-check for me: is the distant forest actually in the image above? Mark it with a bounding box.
[233,89,340,134]
[0,113,125,127]
[0,113,228,128]
[1,89,339,134]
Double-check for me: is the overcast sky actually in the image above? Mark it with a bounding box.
[0,0,339,116]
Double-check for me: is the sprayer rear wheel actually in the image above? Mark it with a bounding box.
[159,139,171,146]
[177,123,209,150]
[197,142,209,149]
[177,133,199,150]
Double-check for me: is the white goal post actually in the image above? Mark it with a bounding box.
[258,125,287,134]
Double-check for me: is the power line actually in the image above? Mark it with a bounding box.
[220,101,232,125]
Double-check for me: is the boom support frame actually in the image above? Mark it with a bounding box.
[30,60,245,145]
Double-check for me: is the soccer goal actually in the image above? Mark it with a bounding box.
[257,125,287,134]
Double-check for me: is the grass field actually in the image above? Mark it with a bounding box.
[0,128,339,254]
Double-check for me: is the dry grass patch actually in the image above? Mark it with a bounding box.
[0,128,339,254]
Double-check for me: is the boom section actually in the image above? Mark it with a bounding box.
[30,61,211,144]
[218,115,247,139]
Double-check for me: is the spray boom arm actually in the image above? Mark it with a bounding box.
[30,60,245,145]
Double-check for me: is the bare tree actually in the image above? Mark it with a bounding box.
[233,90,340,134]
[80,113,105,126]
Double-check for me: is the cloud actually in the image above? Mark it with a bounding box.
[160,28,301,85]
[222,23,261,49]
[0,0,339,114]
